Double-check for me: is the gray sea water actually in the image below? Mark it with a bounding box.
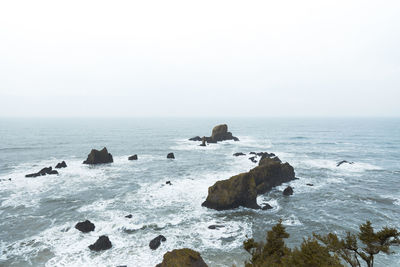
[0,118,399,267]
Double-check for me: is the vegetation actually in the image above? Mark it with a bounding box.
[243,220,399,267]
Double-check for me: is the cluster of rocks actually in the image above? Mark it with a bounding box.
[189,124,239,145]
[25,166,59,178]
[202,156,296,210]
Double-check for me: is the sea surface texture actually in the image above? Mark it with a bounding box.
[0,118,399,267]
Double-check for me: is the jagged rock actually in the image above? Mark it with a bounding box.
[75,220,95,233]
[189,136,202,141]
[283,186,294,196]
[208,225,224,230]
[125,214,133,219]
[55,161,67,168]
[156,248,208,267]
[149,235,166,250]
[249,157,257,163]
[199,137,207,147]
[336,160,354,167]
[25,166,58,177]
[262,203,273,210]
[306,183,314,186]
[89,235,112,251]
[166,181,172,185]
[83,147,113,164]
[128,154,138,160]
[202,157,295,210]
[258,152,276,161]
[167,153,175,159]
[233,152,245,156]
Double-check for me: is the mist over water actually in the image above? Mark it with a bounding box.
[0,118,399,266]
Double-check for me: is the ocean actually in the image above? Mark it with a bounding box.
[0,118,399,266]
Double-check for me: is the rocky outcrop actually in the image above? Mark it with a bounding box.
[25,167,58,178]
[149,235,166,250]
[156,248,208,267]
[83,147,113,164]
[89,235,112,251]
[55,161,67,168]
[128,154,138,160]
[283,186,294,196]
[202,157,295,210]
[189,124,239,144]
[167,153,175,159]
[336,160,354,167]
[75,220,95,233]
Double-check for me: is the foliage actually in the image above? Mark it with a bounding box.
[244,220,399,267]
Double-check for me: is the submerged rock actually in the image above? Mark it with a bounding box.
[55,161,67,169]
[75,220,95,233]
[149,235,166,250]
[156,248,208,267]
[283,186,294,196]
[336,160,354,167]
[83,147,113,164]
[166,181,172,185]
[306,183,314,186]
[128,154,138,160]
[202,157,295,210]
[125,214,133,219]
[233,152,245,156]
[208,225,225,230]
[89,235,112,251]
[25,166,58,178]
[189,136,202,141]
[167,153,175,159]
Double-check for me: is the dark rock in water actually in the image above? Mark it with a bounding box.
[199,136,207,147]
[189,136,202,141]
[262,203,273,210]
[156,248,208,267]
[55,161,67,168]
[336,160,354,167]
[128,154,138,160]
[306,183,314,186]
[75,220,95,233]
[208,225,225,230]
[249,152,256,155]
[89,235,112,251]
[83,147,113,164]
[25,166,58,178]
[249,157,257,163]
[283,186,294,196]
[125,214,133,219]
[202,157,295,210]
[258,152,276,161]
[166,181,172,185]
[149,235,166,250]
[233,152,245,156]
[167,153,175,159]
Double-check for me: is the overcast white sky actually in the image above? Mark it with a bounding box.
[0,0,399,117]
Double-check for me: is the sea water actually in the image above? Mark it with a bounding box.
[0,118,399,266]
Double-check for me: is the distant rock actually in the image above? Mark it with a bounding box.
[83,147,113,164]
[125,214,133,219]
[283,186,294,196]
[89,235,112,251]
[306,183,314,186]
[156,248,208,267]
[128,154,138,160]
[167,153,175,159]
[199,136,207,147]
[166,181,172,185]
[55,161,67,169]
[336,160,354,167]
[75,220,95,233]
[249,152,256,155]
[262,203,273,210]
[202,157,295,210]
[208,225,225,230]
[149,235,166,250]
[189,136,202,141]
[233,152,245,156]
[25,166,58,178]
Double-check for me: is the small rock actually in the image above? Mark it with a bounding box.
[249,152,256,155]
[199,136,207,147]
[262,203,273,210]
[167,153,175,159]
[283,186,294,196]
[48,170,59,175]
[306,183,314,186]
[55,161,67,168]
[166,181,172,185]
[89,235,112,251]
[336,160,354,167]
[208,225,225,230]
[128,154,138,160]
[125,214,133,219]
[75,220,95,233]
[189,136,202,141]
[233,152,245,156]
[149,235,166,250]
[249,156,257,163]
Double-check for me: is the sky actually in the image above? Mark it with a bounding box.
[0,0,399,117]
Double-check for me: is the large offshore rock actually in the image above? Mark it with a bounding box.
[83,147,113,164]
[202,157,295,210]
[75,220,95,233]
[189,124,239,143]
[89,235,112,251]
[156,248,208,267]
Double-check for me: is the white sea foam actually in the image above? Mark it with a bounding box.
[282,214,302,226]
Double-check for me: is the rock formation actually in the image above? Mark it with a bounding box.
[89,235,112,251]
[128,154,138,160]
[75,220,95,233]
[202,157,295,210]
[336,160,354,167]
[156,248,208,267]
[83,147,113,164]
[149,235,166,250]
[233,152,245,156]
[55,161,67,168]
[188,124,239,143]
[283,186,294,196]
[167,153,175,159]
[25,167,59,178]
